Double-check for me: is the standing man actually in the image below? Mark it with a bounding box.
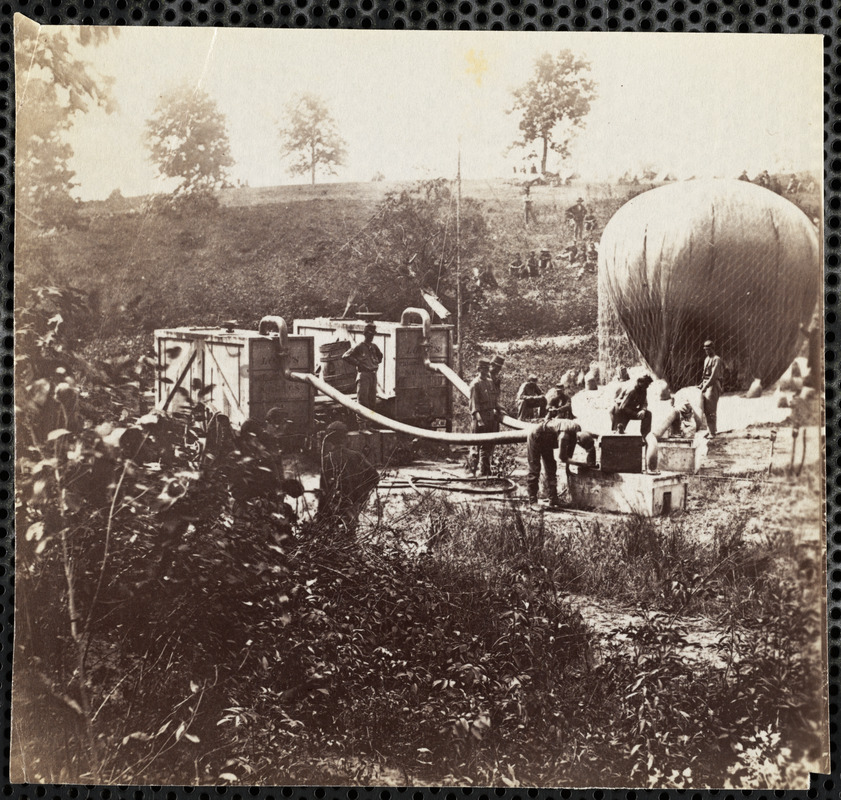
[316,421,380,535]
[469,358,503,476]
[566,197,587,240]
[610,374,653,436]
[699,340,724,438]
[342,323,383,427]
[523,184,534,225]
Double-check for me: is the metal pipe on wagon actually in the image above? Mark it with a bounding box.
[399,307,529,431]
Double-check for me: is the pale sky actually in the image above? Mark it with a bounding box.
[16,24,825,200]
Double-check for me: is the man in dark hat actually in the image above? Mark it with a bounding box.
[610,374,653,436]
[566,197,588,240]
[698,340,724,438]
[515,374,548,420]
[489,354,505,394]
[468,357,503,476]
[343,323,383,426]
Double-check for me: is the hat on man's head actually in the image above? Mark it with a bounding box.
[637,374,654,386]
[491,355,505,368]
[478,358,491,368]
[363,323,377,334]
[527,374,538,382]
[326,421,349,435]
[577,197,584,202]
[703,339,714,348]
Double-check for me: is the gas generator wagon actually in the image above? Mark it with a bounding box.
[154,310,456,441]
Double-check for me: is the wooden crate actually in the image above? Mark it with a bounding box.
[567,465,687,516]
[598,434,644,473]
[154,326,314,430]
[658,439,702,474]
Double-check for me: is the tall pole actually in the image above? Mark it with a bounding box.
[456,139,463,374]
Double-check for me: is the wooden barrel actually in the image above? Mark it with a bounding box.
[320,341,357,394]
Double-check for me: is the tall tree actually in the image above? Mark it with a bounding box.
[144,84,234,210]
[278,94,347,186]
[15,16,118,229]
[509,50,597,175]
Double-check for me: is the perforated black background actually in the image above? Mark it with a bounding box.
[0,1,838,797]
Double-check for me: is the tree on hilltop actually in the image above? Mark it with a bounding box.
[15,16,118,230]
[144,84,234,210]
[278,94,347,186]
[509,50,596,175]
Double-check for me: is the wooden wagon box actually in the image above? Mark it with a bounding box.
[154,326,314,431]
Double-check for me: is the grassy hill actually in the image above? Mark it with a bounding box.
[18,178,620,344]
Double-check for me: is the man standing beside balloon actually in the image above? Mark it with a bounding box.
[699,340,724,438]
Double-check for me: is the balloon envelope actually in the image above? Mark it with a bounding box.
[598,179,820,390]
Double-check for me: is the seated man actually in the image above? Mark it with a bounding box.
[515,374,548,420]
[610,374,653,436]
[544,382,573,419]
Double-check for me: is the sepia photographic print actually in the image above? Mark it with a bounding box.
[12,22,829,788]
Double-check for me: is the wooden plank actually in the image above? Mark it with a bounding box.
[422,291,452,321]
[161,341,199,411]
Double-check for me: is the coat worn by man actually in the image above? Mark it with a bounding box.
[515,378,548,421]
[343,337,382,412]
[469,368,502,476]
[544,386,573,419]
[699,347,724,436]
[526,417,595,506]
[610,379,653,436]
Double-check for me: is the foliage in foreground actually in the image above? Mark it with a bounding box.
[13,288,824,787]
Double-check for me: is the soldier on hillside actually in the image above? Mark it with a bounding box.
[523,184,534,225]
[566,197,588,240]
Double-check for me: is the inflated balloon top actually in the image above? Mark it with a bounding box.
[598,179,820,391]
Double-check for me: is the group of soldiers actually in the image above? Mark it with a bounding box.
[737,169,815,196]
[317,320,729,518]
[466,339,726,508]
[509,240,598,281]
[511,194,597,280]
